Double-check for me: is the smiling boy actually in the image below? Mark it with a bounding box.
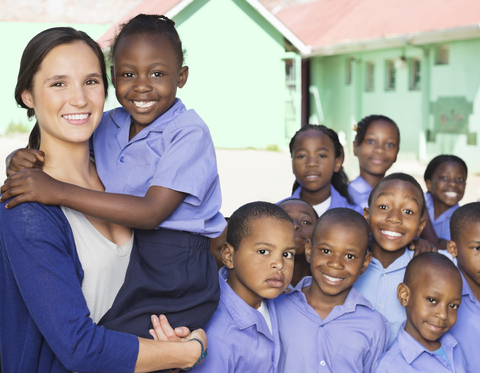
[190,201,296,372]
[354,173,427,346]
[374,252,466,372]
[275,208,389,373]
[447,202,480,372]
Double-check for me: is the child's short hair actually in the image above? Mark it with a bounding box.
[278,198,319,219]
[450,202,480,242]
[314,208,370,249]
[354,115,400,147]
[404,252,459,286]
[368,172,426,216]
[227,201,293,250]
[424,155,468,182]
[110,14,185,66]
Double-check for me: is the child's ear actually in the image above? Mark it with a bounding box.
[110,66,116,88]
[447,240,458,258]
[221,242,235,269]
[177,66,189,88]
[363,207,370,222]
[360,251,372,275]
[397,283,410,307]
[416,216,427,237]
[425,179,432,193]
[21,90,34,109]
[333,156,342,173]
[305,239,312,263]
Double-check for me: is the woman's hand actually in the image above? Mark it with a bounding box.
[149,315,192,342]
[6,148,45,176]
[1,168,63,208]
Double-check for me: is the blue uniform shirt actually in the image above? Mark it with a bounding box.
[425,192,459,241]
[374,324,467,372]
[449,273,480,372]
[275,277,389,373]
[191,267,280,372]
[348,175,372,210]
[92,98,226,238]
[355,248,414,346]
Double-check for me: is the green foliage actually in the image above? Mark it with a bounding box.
[5,121,31,135]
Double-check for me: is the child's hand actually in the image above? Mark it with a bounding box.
[408,237,438,256]
[149,314,192,342]
[6,148,45,176]
[1,169,62,208]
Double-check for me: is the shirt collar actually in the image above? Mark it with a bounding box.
[369,248,414,272]
[350,176,372,194]
[461,272,479,304]
[218,267,274,339]
[425,192,459,222]
[291,185,340,209]
[397,322,457,364]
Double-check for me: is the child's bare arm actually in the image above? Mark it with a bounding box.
[1,169,185,229]
[419,212,448,251]
[6,148,45,176]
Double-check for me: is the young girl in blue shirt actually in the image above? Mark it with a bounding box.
[282,124,361,217]
[3,14,225,338]
[348,115,400,209]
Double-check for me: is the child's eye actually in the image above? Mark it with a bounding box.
[440,176,449,181]
[121,72,134,78]
[456,177,465,183]
[151,72,164,78]
[301,220,312,226]
[318,154,327,158]
[283,252,294,259]
[404,209,414,215]
[85,79,99,85]
[51,82,65,87]
[386,142,396,148]
[449,304,459,310]
[378,204,388,210]
[321,248,331,255]
[258,249,269,255]
[366,139,375,145]
[472,246,480,251]
[427,297,437,304]
[345,254,355,260]
[296,154,306,159]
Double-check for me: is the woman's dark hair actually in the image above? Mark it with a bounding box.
[354,115,400,147]
[15,27,108,150]
[424,155,468,182]
[109,14,185,66]
[289,124,352,204]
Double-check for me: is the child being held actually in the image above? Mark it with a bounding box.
[191,202,296,372]
[447,202,480,372]
[349,115,400,209]
[284,124,362,218]
[278,198,318,287]
[374,252,466,372]
[421,155,467,256]
[275,208,389,373]
[354,173,427,346]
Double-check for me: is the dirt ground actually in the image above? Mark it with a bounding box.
[1,133,479,216]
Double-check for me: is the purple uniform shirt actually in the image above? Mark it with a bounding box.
[449,273,480,372]
[354,248,414,347]
[348,175,372,210]
[425,192,459,241]
[92,98,226,238]
[275,277,389,373]
[191,267,280,373]
[284,185,363,216]
[374,324,467,372]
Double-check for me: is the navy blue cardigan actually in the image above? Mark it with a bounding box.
[0,201,138,372]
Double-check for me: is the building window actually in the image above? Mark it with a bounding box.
[409,58,421,90]
[385,60,396,91]
[346,56,354,85]
[365,61,375,91]
[435,45,449,65]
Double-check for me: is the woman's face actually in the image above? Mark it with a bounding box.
[21,41,105,147]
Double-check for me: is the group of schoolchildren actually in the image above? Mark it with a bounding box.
[2,13,478,373]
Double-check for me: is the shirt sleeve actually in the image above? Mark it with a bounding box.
[151,118,218,206]
[0,202,138,372]
[365,316,390,373]
[190,335,235,373]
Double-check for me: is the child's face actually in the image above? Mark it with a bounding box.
[280,200,317,255]
[292,130,342,194]
[400,268,462,350]
[365,180,425,253]
[426,161,466,209]
[223,217,296,308]
[354,120,399,178]
[306,221,371,301]
[112,33,188,129]
[449,221,480,293]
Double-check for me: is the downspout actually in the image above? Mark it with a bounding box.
[419,46,431,160]
[301,59,310,126]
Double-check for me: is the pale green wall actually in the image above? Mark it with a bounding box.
[310,38,480,173]
[0,23,110,134]
[173,0,289,149]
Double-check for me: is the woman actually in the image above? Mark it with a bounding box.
[0,27,206,373]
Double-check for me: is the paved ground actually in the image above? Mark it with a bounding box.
[1,133,479,217]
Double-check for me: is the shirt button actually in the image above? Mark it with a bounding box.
[120,156,125,163]
[320,361,326,366]
[378,303,383,307]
